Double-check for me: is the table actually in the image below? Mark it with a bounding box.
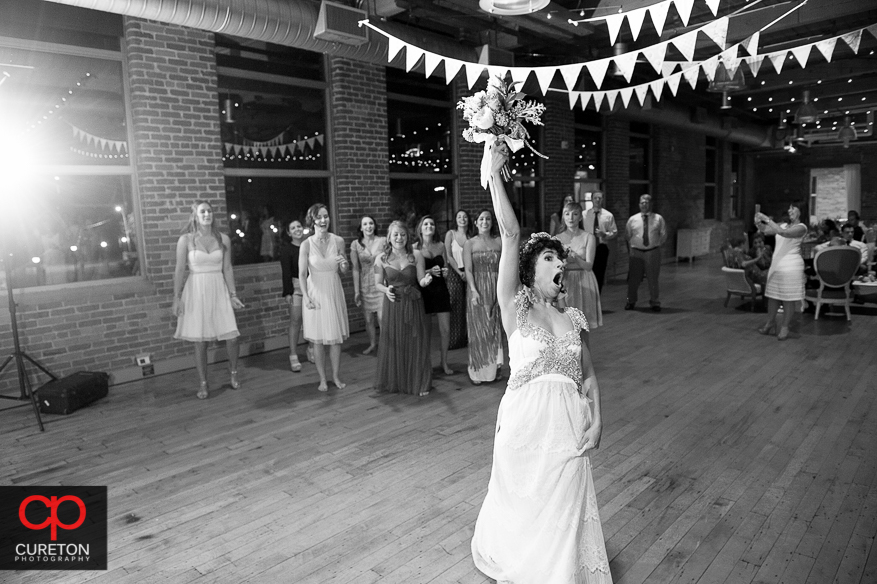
[852,280,877,303]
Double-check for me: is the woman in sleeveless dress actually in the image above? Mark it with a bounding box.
[373,221,432,396]
[299,204,349,392]
[471,143,612,584]
[350,215,385,355]
[548,194,574,236]
[464,209,503,384]
[415,215,453,375]
[556,201,603,328]
[173,201,245,400]
[444,209,472,350]
[755,204,807,341]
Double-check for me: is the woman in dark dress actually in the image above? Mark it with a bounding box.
[279,219,313,372]
[415,215,453,375]
[373,221,432,396]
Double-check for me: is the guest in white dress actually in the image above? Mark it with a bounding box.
[556,201,603,328]
[173,201,246,400]
[299,204,349,392]
[755,204,808,341]
[471,143,612,584]
[350,215,385,355]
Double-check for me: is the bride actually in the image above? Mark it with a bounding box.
[470,142,612,583]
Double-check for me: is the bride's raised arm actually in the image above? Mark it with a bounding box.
[487,142,520,335]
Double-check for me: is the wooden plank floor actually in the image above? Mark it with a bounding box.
[3,254,876,584]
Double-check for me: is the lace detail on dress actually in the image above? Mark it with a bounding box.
[508,288,588,392]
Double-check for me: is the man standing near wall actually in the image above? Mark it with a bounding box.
[625,194,667,312]
[583,191,617,292]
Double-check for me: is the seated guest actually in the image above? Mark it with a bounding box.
[814,218,839,244]
[813,223,869,275]
[724,236,772,289]
[847,210,865,242]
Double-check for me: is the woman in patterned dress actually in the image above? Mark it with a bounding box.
[173,201,246,399]
[471,142,612,584]
[556,202,603,328]
[463,209,503,384]
[350,215,386,355]
[444,209,473,350]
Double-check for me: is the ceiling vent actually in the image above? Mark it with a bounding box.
[314,1,368,46]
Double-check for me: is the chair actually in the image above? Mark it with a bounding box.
[804,246,861,320]
[722,266,762,311]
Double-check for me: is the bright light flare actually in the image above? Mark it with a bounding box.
[0,132,38,200]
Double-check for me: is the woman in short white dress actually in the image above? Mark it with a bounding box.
[173,201,246,399]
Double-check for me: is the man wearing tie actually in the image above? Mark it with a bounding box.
[625,194,667,312]
[583,191,617,292]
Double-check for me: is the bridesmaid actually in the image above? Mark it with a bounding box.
[444,209,472,350]
[278,219,308,371]
[556,202,602,328]
[373,221,432,396]
[548,195,574,236]
[299,203,349,392]
[415,215,453,375]
[350,215,386,355]
[173,201,245,399]
[463,209,503,385]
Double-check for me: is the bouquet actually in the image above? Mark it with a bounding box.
[457,75,548,189]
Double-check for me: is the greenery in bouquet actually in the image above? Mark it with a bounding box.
[457,75,547,186]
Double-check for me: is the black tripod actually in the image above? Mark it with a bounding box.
[0,252,57,431]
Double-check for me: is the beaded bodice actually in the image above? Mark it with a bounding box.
[506,288,589,392]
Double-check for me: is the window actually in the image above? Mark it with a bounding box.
[629,123,651,215]
[730,144,741,219]
[507,130,545,232]
[387,68,453,232]
[704,136,719,219]
[574,109,602,210]
[217,37,330,265]
[0,12,138,290]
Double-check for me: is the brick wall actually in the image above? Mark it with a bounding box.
[543,93,575,222]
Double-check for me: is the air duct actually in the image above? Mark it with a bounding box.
[43,0,476,66]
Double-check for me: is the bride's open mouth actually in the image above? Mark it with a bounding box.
[553,270,564,287]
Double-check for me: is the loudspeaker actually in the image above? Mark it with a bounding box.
[38,371,109,415]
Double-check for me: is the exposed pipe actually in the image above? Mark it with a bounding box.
[43,0,476,65]
[614,100,776,149]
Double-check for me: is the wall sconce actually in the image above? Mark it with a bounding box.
[223,97,235,124]
[837,116,857,148]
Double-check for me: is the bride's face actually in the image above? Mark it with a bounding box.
[534,248,565,297]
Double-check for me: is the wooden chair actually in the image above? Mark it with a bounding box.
[804,246,861,320]
[721,266,762,311]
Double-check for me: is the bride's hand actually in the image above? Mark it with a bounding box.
[578,422,602,455]
[490,142,510,177]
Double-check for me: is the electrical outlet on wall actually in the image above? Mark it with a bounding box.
[136,354,151,367]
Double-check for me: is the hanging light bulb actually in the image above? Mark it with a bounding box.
[837,116,857,148]
[794,90,819,124]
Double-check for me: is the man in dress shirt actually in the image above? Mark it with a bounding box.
[583,192,617,292]
[813,223,870,275]
[625,194,667,312]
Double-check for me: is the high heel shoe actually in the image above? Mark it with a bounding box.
[289,355,302,372]
[757,322,776,335]
[230,370,240,389]
[777,327,790,341]
[197,381,209,400]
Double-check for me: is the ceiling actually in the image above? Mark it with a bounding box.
[376,0,877,146]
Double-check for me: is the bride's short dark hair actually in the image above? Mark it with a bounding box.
[519,232,568,288]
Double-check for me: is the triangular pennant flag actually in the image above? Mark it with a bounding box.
[568,91,581,110]
[627,7,647,41]
[702,17,729,50]
[579,93,592,111]
[743,31,760,56]
[634,83,650,106]
[464,62,485,89]
[559,64,583,90]
[388,36,405,62]
[641,43,667,74]
[661,61,678,77]
[815,37,838,63]
[790,44,811,69]
[605,89,619,111]
[510,67,531,85]
[487,66,509,82]
[723,58,741,80]
[649,1,670,37]
[869,24,877,40]
[534,67,557,96]
[649,79,665,102]
[841,30,862,54]
[605,13,625,46]
[424,52,443,78]
[673,0,695,27]
[672,30,698,62]
[444,59,464,84]
[768,51,787,74]
[586,58,611,90]
[405,45,424,72]
[701,57,719,82]
[316,135,324,145]
[666,72,682,96]
[620,87,634,108]
[613,51,639,82]
[592,91,605,112]
[260,147,269,158]
[705,0,721,16]
[682,65,700,89]
[745,55,764,77]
